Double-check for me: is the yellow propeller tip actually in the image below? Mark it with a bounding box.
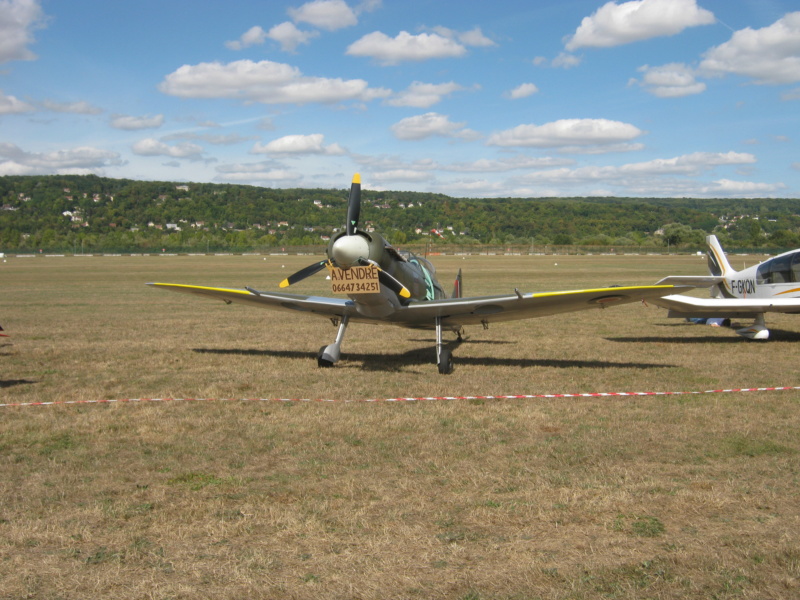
[279,279,290,288]
[352,173,361,184]
[400,288,411,299]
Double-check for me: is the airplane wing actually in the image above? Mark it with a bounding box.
[654,275,724,287]
[147,283,355,319]
[148,282,691,328]
[395,284,692,328]
[653,294,800,319]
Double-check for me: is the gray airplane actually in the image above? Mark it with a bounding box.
[149,174,694,373]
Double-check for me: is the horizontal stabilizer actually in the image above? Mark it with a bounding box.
[654,293,800,318]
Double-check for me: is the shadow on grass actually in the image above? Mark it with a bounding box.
[610,326,800,344]
[193,346,671,372]
[0,379,37,389]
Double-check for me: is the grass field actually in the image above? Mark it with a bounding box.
[2,253,799,599]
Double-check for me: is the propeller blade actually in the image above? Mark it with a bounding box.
[279,260,328,288]
[378,269,411,299]
[346,173,361,236]
[358,258,411,299]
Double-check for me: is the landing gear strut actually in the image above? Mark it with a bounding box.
[318,315,349,367]
[435,317,454,374]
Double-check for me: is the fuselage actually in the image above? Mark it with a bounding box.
[715,248,800,301]
[326,230,445,319]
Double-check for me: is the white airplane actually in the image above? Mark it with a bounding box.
[149,174,699,373]
[654,234,800,340]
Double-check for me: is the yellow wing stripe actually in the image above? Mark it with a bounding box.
[530,285,676,298]
[150,283,253,296]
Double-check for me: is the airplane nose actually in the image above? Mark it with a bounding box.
[331,234,369,268]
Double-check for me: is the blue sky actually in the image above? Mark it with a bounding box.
[1,0,799,198]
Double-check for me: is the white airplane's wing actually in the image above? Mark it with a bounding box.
[149,282,691,328]
[653,294,800,319]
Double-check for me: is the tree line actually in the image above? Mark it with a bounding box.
[2,174,800,253]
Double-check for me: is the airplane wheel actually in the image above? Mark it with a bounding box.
[437,349,454,374]
[317,346,335,368]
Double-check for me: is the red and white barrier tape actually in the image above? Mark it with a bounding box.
[2,386,799,408]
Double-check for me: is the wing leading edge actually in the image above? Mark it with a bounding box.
[397,284,689,328]
[147,283,354,318]
[149,282,690,327]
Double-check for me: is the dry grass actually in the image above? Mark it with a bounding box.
[2,253,799,599]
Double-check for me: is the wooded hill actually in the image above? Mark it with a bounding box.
[2,174,800,252]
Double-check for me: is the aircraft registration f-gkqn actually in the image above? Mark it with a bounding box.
[654,234,800,340]
[149,174,696,374]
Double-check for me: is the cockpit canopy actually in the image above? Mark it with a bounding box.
[756,251,800,284]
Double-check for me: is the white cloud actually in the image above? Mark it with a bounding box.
[288,0,357,31]
[215,161,303,184]
[266,22,319,52]
[705,179,785,195]
[386,81,466,108]
[131,138,204,159]
[159,59,390,105]
[635,63,706,97]
[355,0,382,13]
[41,99,103,114]
[782,87,800,101]
[565,0,714,51]
[110,114,164,130]
[162,132,257,145]
[0,0,46,63]
[353,153,573,175]
[0,142,121,175]
[390,112,478,141]
[431,26,496,48]
[251,133,345,155]
[225,25,268,50]
[0,89,34,114]
[506,83,539,100]
[442,156,574,172]
[699,12,800,85]
[513,151,762,195]
[347,31,467,65]
[370,169,433,183]
[617,151,755,175]
[487,118,644,151]
[551,52,581,69]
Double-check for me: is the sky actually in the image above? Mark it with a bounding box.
[1,0,799,198]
